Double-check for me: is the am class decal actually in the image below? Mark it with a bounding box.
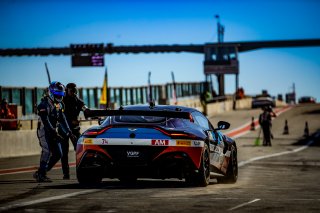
[151,139,169,146]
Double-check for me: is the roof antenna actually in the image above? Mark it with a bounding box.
[149,100,155,109]
[215,14,224,43]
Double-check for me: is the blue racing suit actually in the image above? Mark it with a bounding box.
[36,96,71,177]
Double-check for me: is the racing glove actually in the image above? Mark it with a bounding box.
[69,133,78,150]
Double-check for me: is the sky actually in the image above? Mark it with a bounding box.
[0,0,320,102]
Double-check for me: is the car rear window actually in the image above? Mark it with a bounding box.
[114,115,166,123]
[166,118,188,128]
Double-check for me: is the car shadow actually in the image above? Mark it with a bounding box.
[39,179,218,190]
[0,180,38,184]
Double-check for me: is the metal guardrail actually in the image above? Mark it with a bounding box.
[0,82,206,116]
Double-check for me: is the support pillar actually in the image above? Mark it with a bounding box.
[233,73,239,110]
[218,74,225,96]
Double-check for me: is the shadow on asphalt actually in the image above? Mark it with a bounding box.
[303,109,320,114]
[39,179,217,190]
[0,180,37,184]
[0,186,43,205]
[292,130,320,147]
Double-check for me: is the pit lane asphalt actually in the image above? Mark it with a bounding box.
[0,104,319,212]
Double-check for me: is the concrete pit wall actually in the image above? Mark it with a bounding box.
[0,130,41,158]
[0,123,98,158]
[206,97,252,116]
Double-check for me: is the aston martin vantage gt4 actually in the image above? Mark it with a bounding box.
[76,105,238,187]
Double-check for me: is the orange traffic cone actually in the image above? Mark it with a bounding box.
[283,119,289,135]
[250,117,255,131]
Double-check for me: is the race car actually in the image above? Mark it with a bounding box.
[76,104,238,187]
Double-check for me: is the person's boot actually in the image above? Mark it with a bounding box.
[63,174,70,180]
[33,170,52,183]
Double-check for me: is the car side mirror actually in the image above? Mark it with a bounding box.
[217,121,230,130]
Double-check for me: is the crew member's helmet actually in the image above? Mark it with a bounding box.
[48,81,65,103]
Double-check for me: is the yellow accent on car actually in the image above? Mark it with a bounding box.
[176,140,191,146]
[83,138,93,144]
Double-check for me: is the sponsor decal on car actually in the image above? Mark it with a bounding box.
[193,141,201,146]
[83,138,93,144]
[210,145,223,163]
[79,138,203,147]
[101,139,108,145]
[212,132,223,144]
[127,151,140,158]
[151,139,169,146]
[176,140,191,146]
[208,131,214,141]
[215,146,224,155]
[209,144,215,152]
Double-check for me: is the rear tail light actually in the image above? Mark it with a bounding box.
[83,126,112,136]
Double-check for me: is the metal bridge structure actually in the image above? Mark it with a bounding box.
[1,39,320,56]
[1,38,320,97]
[1,17,320,115]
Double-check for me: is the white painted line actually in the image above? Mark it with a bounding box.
[238,140,314,167]
[225,106,292,139]
[228,198,261,211]
[225,106,292,136]
[0,189,101,212]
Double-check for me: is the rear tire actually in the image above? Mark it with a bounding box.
[193,143,210,187]
[119,177,138,185]
[218,145,238,184]
[77,169,103,185]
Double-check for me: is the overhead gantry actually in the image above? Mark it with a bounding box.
[1,39,320,96]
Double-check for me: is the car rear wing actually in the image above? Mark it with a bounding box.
[85,109,191,120]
